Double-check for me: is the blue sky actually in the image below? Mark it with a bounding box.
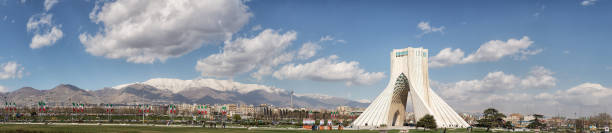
[0,0,611,115]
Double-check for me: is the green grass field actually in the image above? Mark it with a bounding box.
[407,128,534,133]
[0,124,547,133]
[0,124,391,133]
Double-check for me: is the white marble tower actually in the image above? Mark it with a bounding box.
[351,47,469,128]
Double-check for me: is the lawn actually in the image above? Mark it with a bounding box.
[0,124,392,133]
[0,124,547,133]
[407,128,534,133]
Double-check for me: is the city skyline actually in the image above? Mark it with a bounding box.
[0,0,611,117]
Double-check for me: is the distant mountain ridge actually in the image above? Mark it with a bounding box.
[113,78,286,94]
[2,78,369,109]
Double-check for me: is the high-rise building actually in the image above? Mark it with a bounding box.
[352,47,469,128]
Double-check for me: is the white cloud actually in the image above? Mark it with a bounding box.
[462,36,534,62]
[0,61,25,80]
[319,35,346,44]
[515,49,543,60]
[80,0,252,64]
[44,0,58,11]
[430,67,612,116]
[554,83,612,106]
[428,48,465,68]
[273,55,385,86]
[471,83,612,115]
[31,27,63,49]
[429,36,537,67]
[434,66,556,108]
[297,42,321,59]
[196,29,298,79]
[196,31,361,83]
[27,13,63,49]
[581,0,597,6]
[520,66,556,89]
[563,50,571,54]
[417,21,444,37]
[251,25,262,31]
[0,85,8,93]
[27,14,52,30]
[320,35,334,41]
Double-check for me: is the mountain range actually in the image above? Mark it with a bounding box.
[1,78,369,109]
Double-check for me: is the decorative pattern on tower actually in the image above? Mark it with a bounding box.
[352,47,469,128]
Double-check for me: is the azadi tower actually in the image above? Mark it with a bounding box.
[352,47,469,128]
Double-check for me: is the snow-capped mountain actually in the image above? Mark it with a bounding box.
[112,78,369,108]
[4,78,369,109]
[114,78,285,94]
[356,99,372,103]
[295,93,336,100]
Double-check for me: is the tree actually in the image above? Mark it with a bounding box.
[416,114,437,131]
[527,114,545,129]
[503,121,514,130]
[232,114,241,122]
[575,118,586,131]
[591,113,611,128]
[477,108,506,132]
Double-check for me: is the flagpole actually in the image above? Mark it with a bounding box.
[3,96,6,123]
[3,97,5,123]
[107,104,110,122]
[143,104,145,125]
[69,98,72,123]
[141,93,144,125]
[39,96,42,123]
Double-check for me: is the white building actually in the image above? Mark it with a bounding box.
[351,47,469,128]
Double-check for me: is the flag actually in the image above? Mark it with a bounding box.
[38,101,45,112]
[79,103,84,112]
[197,105,201,114]
[105,104,114,113]
[308,110,313,118]
[168,104,177,114]
[7,102,16,112]
[221,106,227,115]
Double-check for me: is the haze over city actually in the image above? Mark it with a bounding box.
[0,0,611,119]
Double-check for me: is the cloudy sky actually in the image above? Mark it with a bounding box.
[0,0,611,117]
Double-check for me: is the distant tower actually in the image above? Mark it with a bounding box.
[352,47,469,128]
[290,90,294,108]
